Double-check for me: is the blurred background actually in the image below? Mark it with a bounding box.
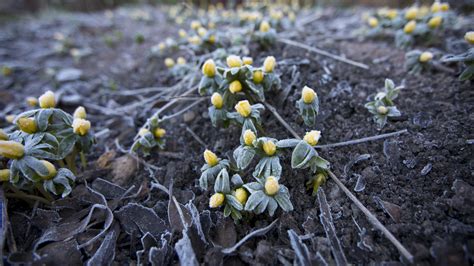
[1,0,473,15]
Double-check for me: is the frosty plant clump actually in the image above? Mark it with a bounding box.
[365,79,402,129]
[131,115,166,156]
[441,31,474,81]
[0,91,95,199]
[405,50,436,74]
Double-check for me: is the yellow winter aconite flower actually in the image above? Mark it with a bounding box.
[202,59,216,77]
[440,3,449,11]
[404,20,416,34]
[263,140,276,156]
[264,176,280,196]
[154,128,166,138]
[211,93,223,109]
[72,118,91,136]
[377,106,388,115]
[243,129,256,146]
[303,130,321,146]
[387,9,398,20]
[208,35,216,44]
[419,52,433,63]
[235,100,251,117]
[190,20,201,30]
[263,56,276,73]
[302,86,316,104]
[253,70,264,84]
[73,106,87,119]
[39,90,56,108]
[209,193,225,208]
[242,57,253,65]
[138,128,150,137]
[204,149,219,167]
[0,140,25,159]
[177,57,186,65]
[431,2,441,13]
[235,188,248,204]
[178,29,187,38]
[40,160,57,180]
[229,80,243,94]
[5,115,15,123]
[465,32,474,45]
[428,16,442,28]
[197,27,207,37]
[259,20,271,32]
[17,118,37,134]
[0,129,8,140]
[405,7,418,20]
[226,55,243,68]
[158,42,166,50]
[26,97,38,107]
[0,169,10,181]
[368,17,378,28]
[188,36,201,45]
[164,58,175,68]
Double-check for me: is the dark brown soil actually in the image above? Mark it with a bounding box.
[0,5,473,266]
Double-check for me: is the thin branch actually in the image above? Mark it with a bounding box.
[186,126,207,148]
[327,170,414,263]
[278,38,369,70]
[316,129,408,149]
[160,98,206,123]
[263,102,301,140]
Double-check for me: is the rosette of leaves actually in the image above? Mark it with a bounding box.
[169,62,192,78]
[131,116,165,155]
[199,155,230,190]
[252,26,277,48]
[42,167,76,197]
[252,137,283,178]
[296,86,320,126]
[213,168,244,220]
[227,101,265,136]
[441,48,474,81]
[289,139,330,173]
[199,69,223,97]
[395,22,430,48]
[261,67,281,93]
[243,176,293,216]
[364,79,402,129]
[217,64,266,102]
[233,130,257,170]
[13,107,73,136]
[404,50,434,74]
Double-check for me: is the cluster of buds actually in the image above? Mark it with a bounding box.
[131,115,166,156]
[252,20,277,48]
[163,56,191,77]
[199,55,280,129]
[0,90,94,198]
[441,31,474,81]
[365,79,402,129]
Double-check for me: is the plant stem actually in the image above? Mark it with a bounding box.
[34,183,54,202]
[66,149,78,175]
[80,151,87,169]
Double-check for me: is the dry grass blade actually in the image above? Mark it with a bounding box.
[317,129,408,149]
[278,38,369,70]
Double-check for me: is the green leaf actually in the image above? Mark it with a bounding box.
[276,139,300,148]
[274,191,293,212]
[226,195,243,211]
[244,190,265,211]
[267,198,278,216]
[243,182,263,193]
[255,196,269,214]
[214,168,231,193]
[291,141,316,169]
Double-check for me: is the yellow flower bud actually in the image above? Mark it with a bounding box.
[202,59,216,77]
[303,130,321,146]
[177,57,186,65]
[190,20,201,30]
[243,129,256,146]
[139,128,150,137]
[259,20,271,32]
[264,176,280,196]
[26,97,38,107]
[405,7,418,20]
[387,9,398,20]
[39,90,56,108]
[164,58,175,68]
[404,20,416,34]
[262,140,276,156]
[72,118,91,136]
[431,2,441,13]
[419,52,434,63]
[235,188,248,204]
[368,17,378,28]
[428,16,442,28]
[229,80,243,94]
[377,106,388,115]
[17,117,37,134]
[235,100,251,118]
[40,160,57,180]
[211,93,223,109]
[208,35,216,44]
[263,56,276,73]
[204,149,219,167]
[188,36,202,45]
[209,193,225,208]
[158,42,166,50]
[253,70,264,84]
[440,3,449,11]
[226,55,243,68]
[0,140,25,159]
[465,31,474,45]
[208,21,216,29]
[73,106,87,119]
[302,86,316,104]
[0,129,8,140]
[178,29,187,38]
[5,115,15,124]
[197,27,207,37]
[242,57,253,65]
[154,128,166,138]
[0,169,10,182]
